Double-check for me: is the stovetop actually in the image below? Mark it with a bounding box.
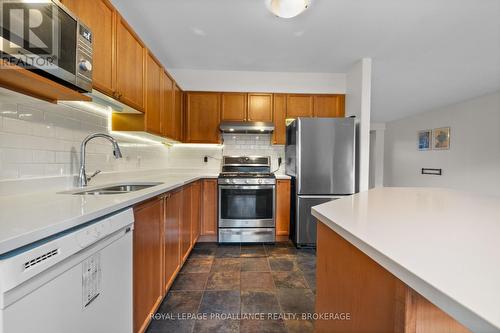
[219,156,275,184]
[218,172,276,179]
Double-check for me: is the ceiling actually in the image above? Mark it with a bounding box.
[112,0,500,122]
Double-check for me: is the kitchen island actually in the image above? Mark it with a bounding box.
[312,187,500,333]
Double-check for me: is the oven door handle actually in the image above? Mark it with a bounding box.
[220,230,274,236]
[218,185,275,190]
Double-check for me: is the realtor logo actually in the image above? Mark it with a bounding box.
[1,0,58,69]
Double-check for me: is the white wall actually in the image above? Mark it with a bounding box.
[369,123,386,188]
[170,69,346,93]
[384,91,500,196]
[0,93,285,182]
[0,99,221,180]
[346,58,372,192]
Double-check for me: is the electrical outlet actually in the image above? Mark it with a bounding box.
[204,156,208,163]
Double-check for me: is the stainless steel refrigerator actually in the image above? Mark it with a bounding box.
[285,117,356,247]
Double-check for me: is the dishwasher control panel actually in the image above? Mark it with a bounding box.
[76,218,114,248]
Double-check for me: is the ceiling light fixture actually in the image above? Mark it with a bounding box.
[265,0,311,19]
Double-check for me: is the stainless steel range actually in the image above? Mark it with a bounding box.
[218,156,276,243]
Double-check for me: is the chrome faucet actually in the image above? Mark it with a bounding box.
[78,133,122,187]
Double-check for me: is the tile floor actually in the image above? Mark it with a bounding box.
[147,242,316,333]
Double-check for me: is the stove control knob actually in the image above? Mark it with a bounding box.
[225,179,230,184]
[245,180,249,184]
[231,179,235,184]
[258,179,263,184]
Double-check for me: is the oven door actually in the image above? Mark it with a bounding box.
[218,185,275,228]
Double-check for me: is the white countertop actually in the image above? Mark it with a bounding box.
[312,187,500,333]
[0,171,219,255]
[0,170,291,256]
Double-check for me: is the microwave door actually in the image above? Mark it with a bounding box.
[0,2,55,66]
[1,2,77,84]
[47,3,77,82]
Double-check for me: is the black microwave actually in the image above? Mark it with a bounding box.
[0,0,93,92]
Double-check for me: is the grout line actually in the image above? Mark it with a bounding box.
[192,254,211,333]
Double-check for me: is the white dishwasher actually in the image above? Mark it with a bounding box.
[0,208,134,333]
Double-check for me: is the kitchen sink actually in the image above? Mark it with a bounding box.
[61,182,164,195]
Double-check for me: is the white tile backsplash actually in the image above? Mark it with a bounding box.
[0,97,285,181]
[222,133,285,174]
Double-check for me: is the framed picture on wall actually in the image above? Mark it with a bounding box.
[418,130,432,150]
[433,127,451,150]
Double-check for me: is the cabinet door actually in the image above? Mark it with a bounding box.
[272,94,287,145]
[185,92,221,143]
[145,52,162,135]
[313,95,345,118]
[276,179,291,236]
[133,198,163,333]
[181,185,192,263]
[162,72,175,139]
[174,84,183,141]
[248,93,273,122]
[201,179,217,236]
[286,95,313,118]
[164,191,180,291]
[116,15,145,111]
[62,0,115,96]
[221,92,247,121]
[191,181,201,245]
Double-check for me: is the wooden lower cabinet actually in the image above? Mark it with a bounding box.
[191,181,201,244]
[133,181,203,333]
[163,190,181,292]
[180,184,192,263]
[276,179,291,236]
[133,198,163,333]
[315,222,471,333]
[201,179,218,236]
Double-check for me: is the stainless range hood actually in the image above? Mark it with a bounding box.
[219,121,274,134]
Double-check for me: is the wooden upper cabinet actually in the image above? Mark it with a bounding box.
[221,93,247,121]
[115,15,145,112]
[272,94,287,145]
[313,95,345,118]
[286,95,313,118]
[173,84,183,141]
[162,72,175,139]
[185,92,221,143]
[61,0,115,96]
[145,52,162,135]
[248,93,273,122]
